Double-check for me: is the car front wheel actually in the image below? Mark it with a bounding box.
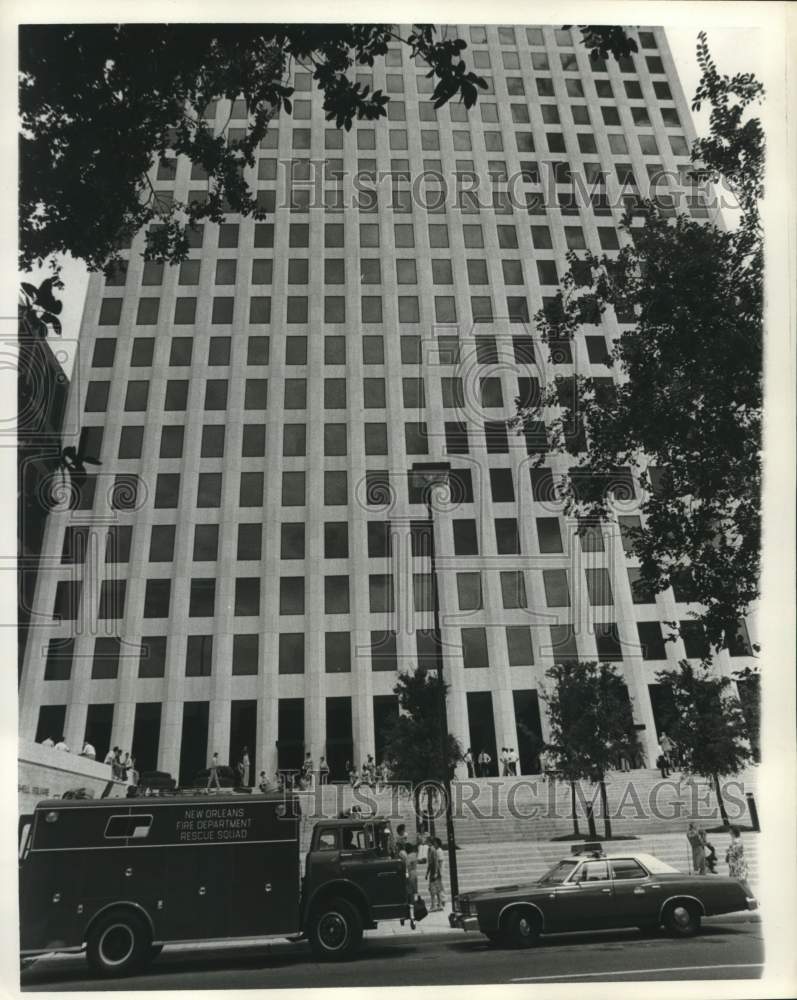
[504,910,540,949]
[307,897,363,961]
[663,901,701,937]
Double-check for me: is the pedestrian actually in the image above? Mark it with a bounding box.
[725,826,748,880]
[301,752,313,789]
[394,823,409,856]
[686,822,707,874]
[618,746,632,772]
[508,748,519,776]
[128,755,139,788]
[258,770,270,793]
[705,838,718,874]
[319,757,330,785]
[240,746,251,787]
[79,740,96,760]
[121,751,131,780]
[416,829,430,876]
[463,748,474,778]
[207,751,221,791]
[656,741,670,779]
[500,747,509,776]
[477,749,491,777]
[104,747,115,766]
[54,735,70,752]
[111,747,124,779]
[659,731,673,765]
[428,837,446,911]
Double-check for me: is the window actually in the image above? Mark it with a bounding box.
[596,623,623,662]
[278,633,304,674]
[204,379,228,411]
[490,468,514,503]
[148,525,175,562]
[186,635,213,676]
[168,337,192,366]
[326,632,351,673]
[192,524,219,562]
[324,470,348,505]
[230,634,258,676]
[239,471,264,507]
[154,473,180,508]
[237,523,262,560]
[283,424,307,457]
[371,631,397,671]
[495,518,520,554]
[452,520,478,555]
[325,521,349,558]
[369,574,394,613]
[445,421,469,454]
[324,423,347,456]
[189,579,216,617]
[637,621,667,660]
[92,637,121,679]
[462,627,489,669]
[681,621,709,659]
[326,576,351,614]
[235,577,261,616]
[543,569,570,607]
[138,636,167,678]
[506,626,534,666]
[500,570,527,609]
[164,380,188,411]
[197,472,222,508]
[117,426,143,460]
[144,579,171,618]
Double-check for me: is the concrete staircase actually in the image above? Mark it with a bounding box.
[293,768,759,847]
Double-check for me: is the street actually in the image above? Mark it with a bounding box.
[21,919,763,990]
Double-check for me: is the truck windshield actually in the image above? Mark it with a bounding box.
[538,860,578,886]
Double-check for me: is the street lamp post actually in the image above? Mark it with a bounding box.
[410,462,459,902]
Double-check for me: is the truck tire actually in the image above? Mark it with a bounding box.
[662,901,701,938]
[504,909,540,949]
[308,897,363,961]
[86,910,151,977]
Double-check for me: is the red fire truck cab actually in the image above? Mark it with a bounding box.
[19,793,410,976]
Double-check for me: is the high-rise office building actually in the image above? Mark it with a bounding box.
[19,24,757,784]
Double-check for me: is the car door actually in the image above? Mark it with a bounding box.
[546,859,615,932]
[608,858,660,927]
[338,825,407,920]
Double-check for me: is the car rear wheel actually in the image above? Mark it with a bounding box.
[86,911,151,977]
[504,910,540,948]
[308,897,363,961]
[663,901,701,937]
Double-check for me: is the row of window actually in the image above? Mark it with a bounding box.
[50,556,689,626]
[104,244,623,293]
[61,514,636,564]
[91,338,609,382]
[43,615,741,685]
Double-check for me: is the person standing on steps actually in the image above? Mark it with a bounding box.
[427,837,446,911]
[686,821,707,874]
[206,751,221,791]
[477,749,491,777]
[463,748,474,778]
[659,731,674,771]
[726,825,748,879]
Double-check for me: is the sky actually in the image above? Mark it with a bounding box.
[24,25,765,380]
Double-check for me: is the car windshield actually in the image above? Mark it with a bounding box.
[538,860,578,885]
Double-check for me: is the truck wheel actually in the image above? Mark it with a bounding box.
[504,910,540,949]
[86,911,151,977]
[663,901,701,938]
[308,898,363,961]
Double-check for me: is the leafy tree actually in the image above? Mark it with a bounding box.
[542,662,640,839]
[732,666,760,763]
[655,660,755,825]
[514,35,763,650]
[20,23,634,277]
[382,666,463,833]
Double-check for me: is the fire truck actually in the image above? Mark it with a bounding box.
[19,793,410,976]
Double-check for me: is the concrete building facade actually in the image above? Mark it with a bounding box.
[18,24,758,785]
